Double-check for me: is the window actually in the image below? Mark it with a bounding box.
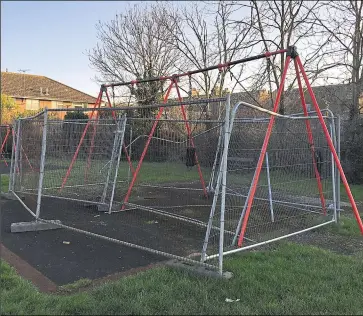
[25,99,40,110]
[72,102,86,108]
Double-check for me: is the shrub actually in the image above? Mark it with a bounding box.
[341,117,363,184]
[64,111,88,120]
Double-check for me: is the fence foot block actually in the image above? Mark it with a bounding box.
[97,204,109,213]
[1,192,16,200]
[165,259,233,280]
[1,192,23,201]
[11,220,62,233]
[97,202,123,213]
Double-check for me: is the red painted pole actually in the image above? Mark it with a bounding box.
[9,125,34,171]
[104,89,117,121]
[173,81,208,198]
[122,144,135,175]
[237,56,292,247]
[121,81,175,210]
[0,127,10,153]
[104,89,135,175]
[296,56,363,234]
[85,111,99,182]
[11,128,19,174]
[1,154,8,166]
[294,59,327,215]
[1,127,10,166]
[21,146,34,171]
[104,49,288,88]
[60,89,103,191]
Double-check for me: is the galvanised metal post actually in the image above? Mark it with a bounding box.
[8,124,16,192]
[337,115,341,220]
[208,120,223,193]
[101,118,121,204]
[219,93,230,275]
[108,115,127,214]
[265,152,275,222]
[328,115,337,223]
[127,123,133,185]
[35,109,48,219]
[12,120,22,192]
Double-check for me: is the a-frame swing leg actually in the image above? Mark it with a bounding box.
[295,55,363,234]
[84,89,135,183]
[294,58,327,215]
[11,127,19,175]
[174,81,208,198]
[60,88,104,191]
[236,54,292,247]
[104,88,135,175]
[121,76,209,209]
[121,81,175,210]
[235,46,363,247]
[1,127,11,166]
[85,110,100,183]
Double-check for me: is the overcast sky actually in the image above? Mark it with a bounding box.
[1,1,145,97]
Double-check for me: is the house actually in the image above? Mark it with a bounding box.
[1,71,105,119]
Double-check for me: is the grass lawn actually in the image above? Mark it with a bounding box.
[1,174,9,192]
[3,163,362,202]
[2,164,363,315]
[346,184,363,203]
[13,160,212,193]
[1,242,363,315]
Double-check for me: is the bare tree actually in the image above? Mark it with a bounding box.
[88,3,181,106]
[309,0,363,119]
[242,0,323,113]
[158,1,256,118]
[161,2,216,102]
[209,1,258,95]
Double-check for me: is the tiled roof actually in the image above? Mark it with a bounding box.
[1,72,97,103]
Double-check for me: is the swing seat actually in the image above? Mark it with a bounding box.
[186,147,197,167]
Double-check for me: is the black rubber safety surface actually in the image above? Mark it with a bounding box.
[0,163,10,175]
[0,199,165,285]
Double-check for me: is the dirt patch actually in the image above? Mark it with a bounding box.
[288,229,363,255]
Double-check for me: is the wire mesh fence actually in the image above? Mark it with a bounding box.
[9,96,344,274]
[9,99,229,272]
[206,104,339,259]
[11,114,45,215]
[42,115,126,211]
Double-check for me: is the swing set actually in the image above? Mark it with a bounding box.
[8,46,363,277]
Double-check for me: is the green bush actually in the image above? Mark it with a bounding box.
[341,117,363,184]
[64,111,88,120]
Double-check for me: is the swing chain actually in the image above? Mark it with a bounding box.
[130,80,136,96]
[188,72,193,100]
[112,86,115,107]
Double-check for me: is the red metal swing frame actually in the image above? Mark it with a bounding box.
[57,46,363,238]
[1,125,11,166]
[237,47,363,247]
